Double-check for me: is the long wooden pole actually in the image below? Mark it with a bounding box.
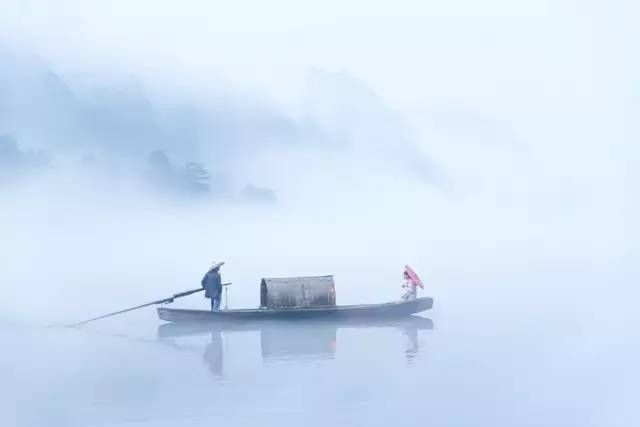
[67,283,231,327]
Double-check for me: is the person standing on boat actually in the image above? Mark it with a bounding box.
[402,269,417,300]
[401,265,424,301]
[202,261,224,310]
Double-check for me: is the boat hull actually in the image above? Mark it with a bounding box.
[157,297,433,323]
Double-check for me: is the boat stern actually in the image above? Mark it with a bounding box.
[415,297,434,312]
[157,307,172,322]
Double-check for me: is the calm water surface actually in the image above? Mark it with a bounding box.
[3,273,635,427]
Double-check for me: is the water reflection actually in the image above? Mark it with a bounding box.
[203,331,224,376]
[157,316,433,377]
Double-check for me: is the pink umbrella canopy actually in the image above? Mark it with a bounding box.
[404,265,424,289]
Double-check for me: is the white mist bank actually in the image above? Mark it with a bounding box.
[0,0,635,332]
[0,163,632,326]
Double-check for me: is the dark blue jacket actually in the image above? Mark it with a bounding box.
[201,269,222,298]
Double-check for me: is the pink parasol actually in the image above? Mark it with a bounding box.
[404,265,424,289]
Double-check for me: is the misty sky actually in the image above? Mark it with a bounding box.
[0,1,637,309]
[2,1,636,186]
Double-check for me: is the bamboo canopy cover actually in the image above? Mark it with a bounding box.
[260,276,336,309]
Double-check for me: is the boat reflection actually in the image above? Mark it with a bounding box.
[157,316,433,377]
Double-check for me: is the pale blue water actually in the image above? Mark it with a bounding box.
[2,270,635,427]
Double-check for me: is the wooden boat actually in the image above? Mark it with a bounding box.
[157,296,433,323]
[68,269,434,329]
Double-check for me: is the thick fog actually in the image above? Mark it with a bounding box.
[0,2,638,426]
